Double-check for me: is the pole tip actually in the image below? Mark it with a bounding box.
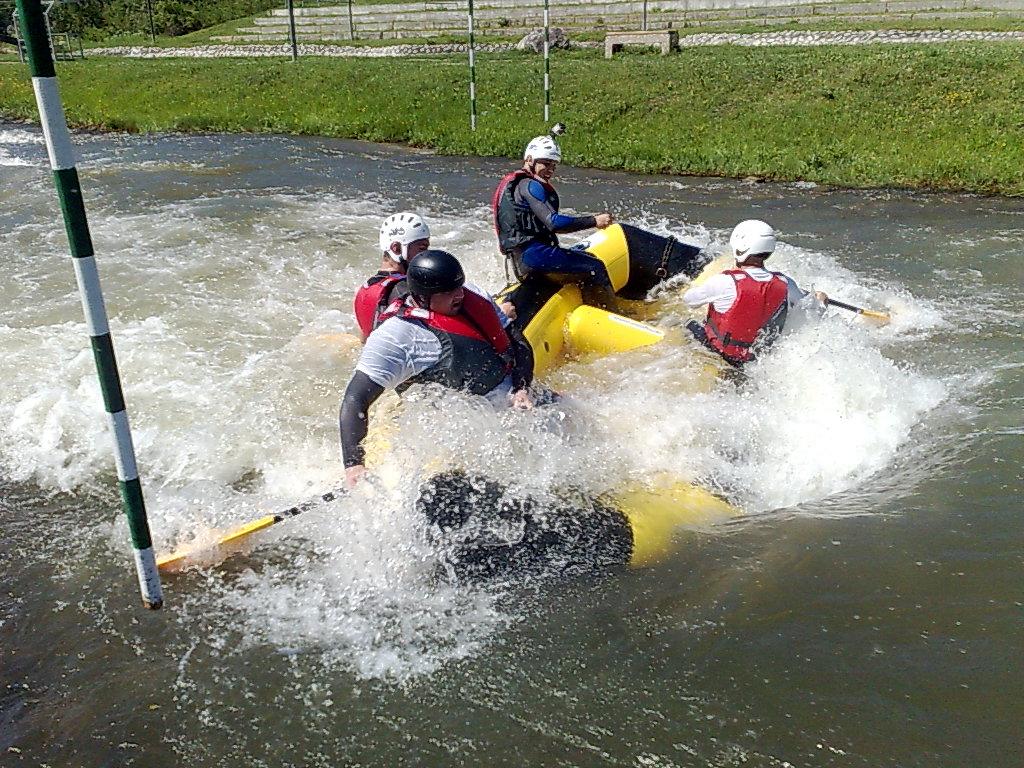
[143,598,164,610]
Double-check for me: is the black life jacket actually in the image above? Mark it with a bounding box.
[380,290,514,396]
[492,169,559,256]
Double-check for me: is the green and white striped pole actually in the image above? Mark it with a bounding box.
[16,0,164,610]
[467,0,476,131]
[543,0,551,122]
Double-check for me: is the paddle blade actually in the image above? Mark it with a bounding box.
[858,308,891,324]
[156,514,279,573]
[312,332,362,349]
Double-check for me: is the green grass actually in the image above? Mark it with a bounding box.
[1,44,1023,195]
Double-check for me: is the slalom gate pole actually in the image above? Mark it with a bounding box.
[468,0,477,130]
[543,0,551,122]
[15,0,164,610]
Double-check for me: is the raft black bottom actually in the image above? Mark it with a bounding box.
[417,471,633,579]
[618,223,709,300]
[500,224,710,328]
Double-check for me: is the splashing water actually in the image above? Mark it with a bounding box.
[0,125,963,681]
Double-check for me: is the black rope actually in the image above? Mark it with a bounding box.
[656,235,676,279]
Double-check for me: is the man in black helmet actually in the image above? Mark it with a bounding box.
[340,250,536,488]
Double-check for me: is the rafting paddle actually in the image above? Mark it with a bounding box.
[825,297,891,324]
[156,488,346,572]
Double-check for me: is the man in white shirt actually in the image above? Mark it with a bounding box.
[683,219,827,367]
[340,250,535,488]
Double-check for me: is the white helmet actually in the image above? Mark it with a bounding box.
[729,219,776,259]
[523,136,562,163]
[378,212,430,263]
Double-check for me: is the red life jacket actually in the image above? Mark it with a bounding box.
[379,289,514,395]
[704,269,790,363]
[353,272,405,339]
[492,169,558,256]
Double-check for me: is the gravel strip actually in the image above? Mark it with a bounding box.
[84,30,1024,58]
[676,29,1024,47]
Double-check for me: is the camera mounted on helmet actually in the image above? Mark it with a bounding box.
[524,123,567,171]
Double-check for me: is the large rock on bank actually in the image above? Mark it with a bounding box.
[516,27,570,54]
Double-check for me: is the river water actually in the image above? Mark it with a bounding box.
[0,123,1020,767]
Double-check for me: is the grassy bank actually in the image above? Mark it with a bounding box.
[1,44,1023,195]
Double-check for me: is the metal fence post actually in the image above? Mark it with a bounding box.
[543,0,550,122]
[286,0,298,60]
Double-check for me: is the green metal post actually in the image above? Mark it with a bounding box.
[145,0,156,43]
[543,0,550,122]
[286,0,298,61]
[15,0,164,610]
[468,0,476,131]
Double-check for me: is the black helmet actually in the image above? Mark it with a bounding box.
[406,249,465,298]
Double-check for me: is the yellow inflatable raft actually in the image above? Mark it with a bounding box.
[156,224,740,576]
[427,224,741,576]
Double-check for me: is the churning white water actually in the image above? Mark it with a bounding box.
[0,125,954,679]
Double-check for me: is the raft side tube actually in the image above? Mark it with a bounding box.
[417,470,739,579]
[608,478,740,566]
[566,305,664,356]
[522,284,583,377]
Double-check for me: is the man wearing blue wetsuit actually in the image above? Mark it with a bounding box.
[493,135,615,305]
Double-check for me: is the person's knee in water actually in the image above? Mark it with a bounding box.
[518,242,619,310]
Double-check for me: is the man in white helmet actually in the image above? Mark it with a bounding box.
[682,219,828,367]
[493,135,615,305]
[353,212,431,341]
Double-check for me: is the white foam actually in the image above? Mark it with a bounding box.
[1,181,958,678]
[0,129,44,167]
[0,151,33,167]
[0,129,44,145]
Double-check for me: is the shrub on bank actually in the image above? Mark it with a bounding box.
[49,0,279,40]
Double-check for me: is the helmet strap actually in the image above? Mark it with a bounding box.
[384,242,405,266]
